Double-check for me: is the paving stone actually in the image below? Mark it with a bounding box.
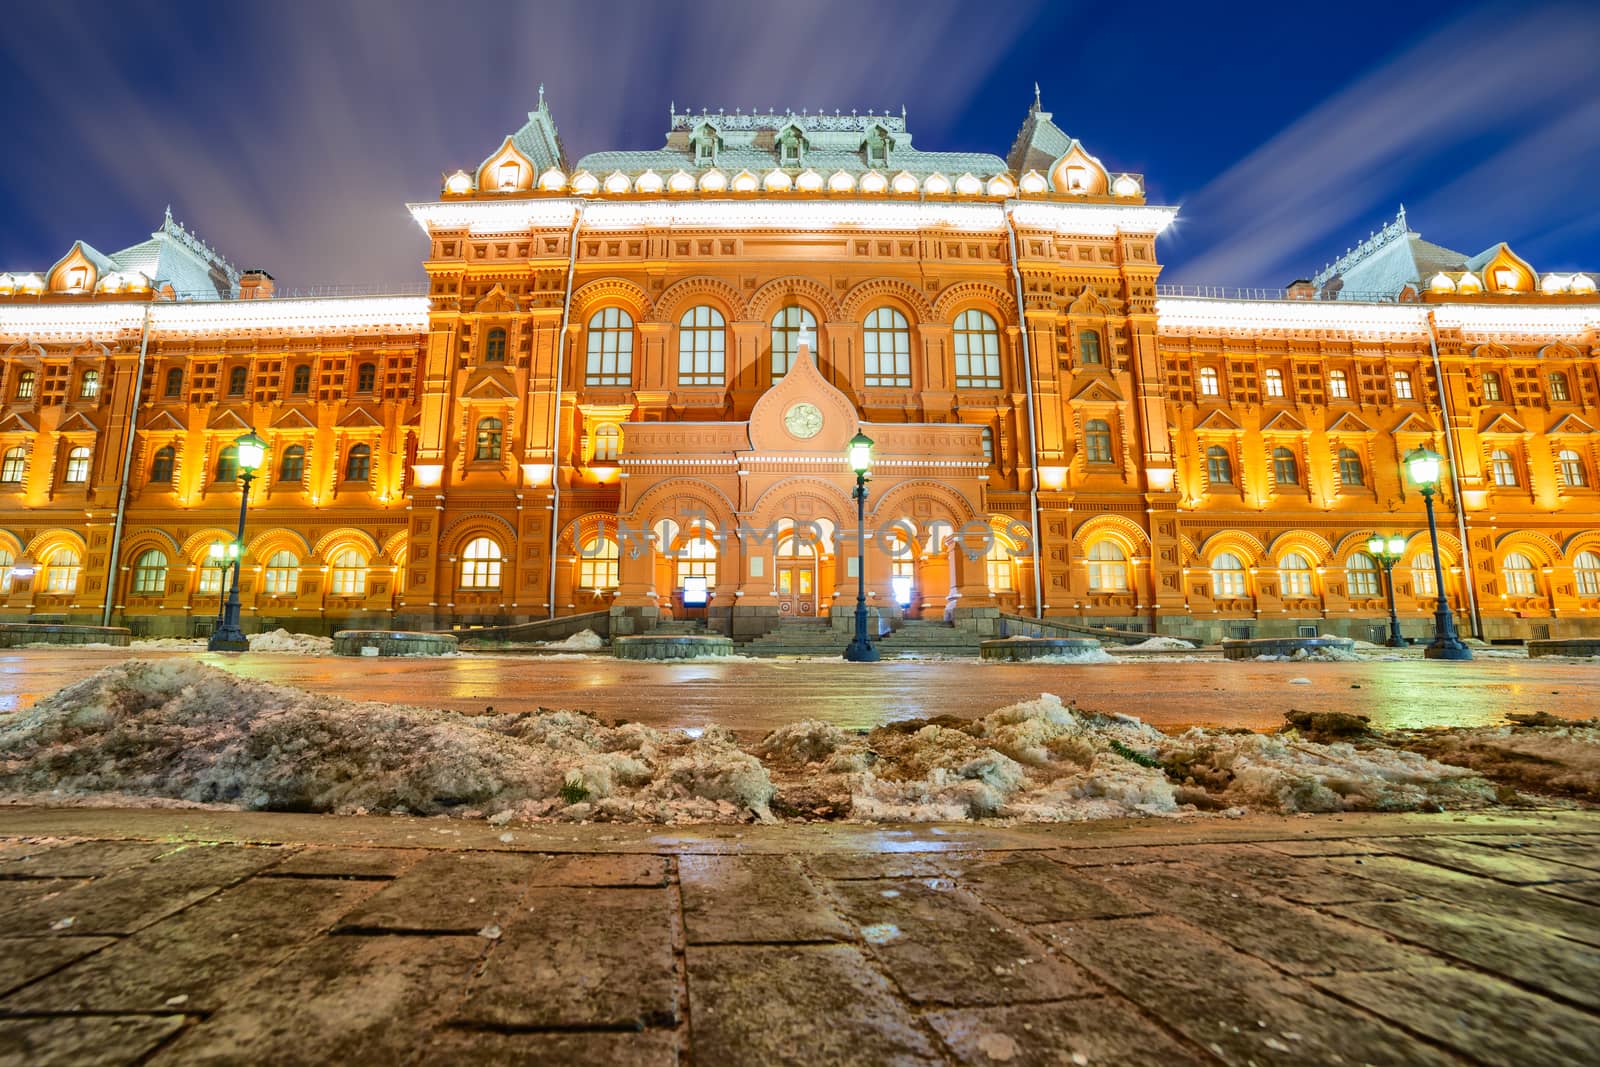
[1176,844,1395,904]
[1330,899,1600,1011]
[3,877,378,1014]
[0,936,115,998]
[804,850,973,880]
[0,845,289,937]
[830,879,1095,1005]
[1462,838,1600,874]
[1095,862,1430,975]
[958,852,1150,924]
[264,847,419,879]
[1038,915,1458,1067]
[1376,836,1593,884]
[1322,853,1600,946]
[528,853,669,886]
[1046,845,1182,867]
[417,1030,679,1067]
[926,996,1213,1066]
[0,879,89,923]
[688,944,939,1066]
[1251,837,1389,857]
[680,855,849,943]
[457,887,678,1029]
[334,850,539,932]
[0,1015,186,1067]
[1314,966,1600,1067]
[1537,880,1600,906]
[147,935,483,1066]
[0,841,170,879]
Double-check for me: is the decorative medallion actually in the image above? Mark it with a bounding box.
[783,401,824,440]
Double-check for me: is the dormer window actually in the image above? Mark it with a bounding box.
[498,161,520,190]
[68,267,88,290]
[778,126,806,167]
[1065,166,1089,192]
[864,125,890,168]
[1494,268,1518,290]
[694,124,718,166]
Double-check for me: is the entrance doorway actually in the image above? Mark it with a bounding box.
[775,535,817,616]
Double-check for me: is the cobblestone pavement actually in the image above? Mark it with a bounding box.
[0,807,1597,1065]
[3,648,1597,733]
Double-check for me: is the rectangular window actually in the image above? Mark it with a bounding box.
[1328,371,1350,399]
[1263,369,1285,398]
[1393,372,1412,399]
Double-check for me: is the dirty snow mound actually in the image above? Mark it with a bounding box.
[131,637,208,651]
[1394,719,1600,802]
[247,629,334,654]
[1118,637,1196,651]
[541,629,605,651]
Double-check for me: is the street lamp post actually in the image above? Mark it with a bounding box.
[208,430,267,652]
[207,540,240,631]
[843,431,880,663]
[1402,446,1472,661]
[1366,533,1407,648]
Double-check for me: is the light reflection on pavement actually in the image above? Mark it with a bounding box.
[1,648,1594,736]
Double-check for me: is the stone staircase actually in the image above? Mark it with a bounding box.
[875,619,985,657]
[741,618,851,657]
[649,619,709,636]
[740,617,985,658]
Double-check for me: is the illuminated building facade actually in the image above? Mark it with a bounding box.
[2,96,1597,642]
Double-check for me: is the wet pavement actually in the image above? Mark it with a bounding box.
[1,647,1595,735]
[0,806,1596,1066]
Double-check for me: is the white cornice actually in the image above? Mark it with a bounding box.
[1430,303,1599,338]
[0,296,430,342]
[0,303,147,339]
[1156,297,1429,338]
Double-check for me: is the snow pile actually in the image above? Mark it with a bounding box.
[540,629,605,651]
[131,637,207,651]
[247,629,334,655]
[1117,636,1196,651]
[1253,646,1365,663]
[0,660,773,823]
[1394,718,1600,802]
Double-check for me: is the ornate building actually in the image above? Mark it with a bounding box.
[2,96,1597,642]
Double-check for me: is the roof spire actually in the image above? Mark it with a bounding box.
[1397,203,1408,232]
[1034,81,1041,110]
[538,83,545,108]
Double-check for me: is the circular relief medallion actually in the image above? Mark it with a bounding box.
[783,401,824,440]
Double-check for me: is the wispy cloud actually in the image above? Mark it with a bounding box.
[1168,5,1600,286]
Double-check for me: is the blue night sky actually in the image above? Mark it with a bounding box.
[2,1,1596,291]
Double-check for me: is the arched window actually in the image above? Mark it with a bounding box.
[980,426,994,463]
[291,365,312,395]
[43,546,80,594]
[585,308,634,385]
[1328,370,1350,399]
[215,446,238,483]
[484,327,507,363]
[150,445,175,483]
[1198,367,1220,397]
[16,371,36,400]
[863,307,911,387]
[1548,372,1570,402]
[459,537,502,590]
[578,536,619,590]
[1085,419,1113,463]
[1411,553,1438,598]
[64,446,91,484]
[163,368,184,398]
[198,543,227,595]
[344,444,371,482]
[263,550,300,596]
[1271,446,1299,486]
[1491,449,1518,487]
[953,310,1001,388]
[1279,552,1313,597]
[1078,330,1102,365]
[1392,371,1413,400]
[675,534,718,588]
[0,548,13,593]
[0,447,24,483]
[227,366,248,396]
[475,418,503,461]
[1558,449,1588,487]
[1263,368,1285,397]
[278,445,305,482]
[1502,552,1538,597]
[329,548,368,596]
[986,538,1014,592]
[1481,372,1502,402]
[1574,550,1600,597]
[593,424,620,463]
[132,549,168,595]
[770,306,816,380]
[79,370,100,399]
[1346,552,1380,597]
[1205,445,1233,486]
[1338,447,1365,487]
[356,363,377,392]
[1211,552,1246,598]
[1086,540,1128,591]
[677,306,726,385]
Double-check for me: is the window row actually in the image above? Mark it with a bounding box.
[1488,447,1590,489]
[1480,370,1575,404]
[1202,446,1367,489]
[140,443,376,486]
[119,546,373,599]
[155,362,380,400]
[1196,367,1418,402]
[0,446,92,485]
[7,369,100,401]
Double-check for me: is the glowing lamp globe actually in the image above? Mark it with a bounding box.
[234,431,268,473]
[1366,534,1384,556]
[848,432,873,476]
[1387,535,1405,556]
[1404,446,1442,490]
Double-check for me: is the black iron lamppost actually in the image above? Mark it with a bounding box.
[207,540,240,631]
[1402,446,1472,661]
[208,430,267,652]
[844,431,880,663]
[1366,533,1407,648]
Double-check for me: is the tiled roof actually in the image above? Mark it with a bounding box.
[573,147,1008,179]
[109,208,239,299]
[1006,101,1074,174]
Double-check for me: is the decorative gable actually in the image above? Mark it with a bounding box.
[1326,412,1373,434]
[463,373,518,400]
[56,410,101,434]
[139,409,186,433]
[1390,412,1434,435]
[1261,410,1308,433]
[1547,414,1596,436]
[0,412,38,435]
[1194,410,1243,432]
[270,408,317,430]
[337,406,383,429]
[473,285,519,315]
[1480,412,1528,436]
[746,335,857,454]
[1069,379,1123,404]
[477,137,535,193]
[206,408,253,432]
[1048,142,1109,196]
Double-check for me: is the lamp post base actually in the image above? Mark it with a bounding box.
[843,637,880,662]
[1424,640,1473,661]
[207,634,250,653]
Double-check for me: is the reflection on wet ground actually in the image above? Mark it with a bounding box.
[2,648,1593,736]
